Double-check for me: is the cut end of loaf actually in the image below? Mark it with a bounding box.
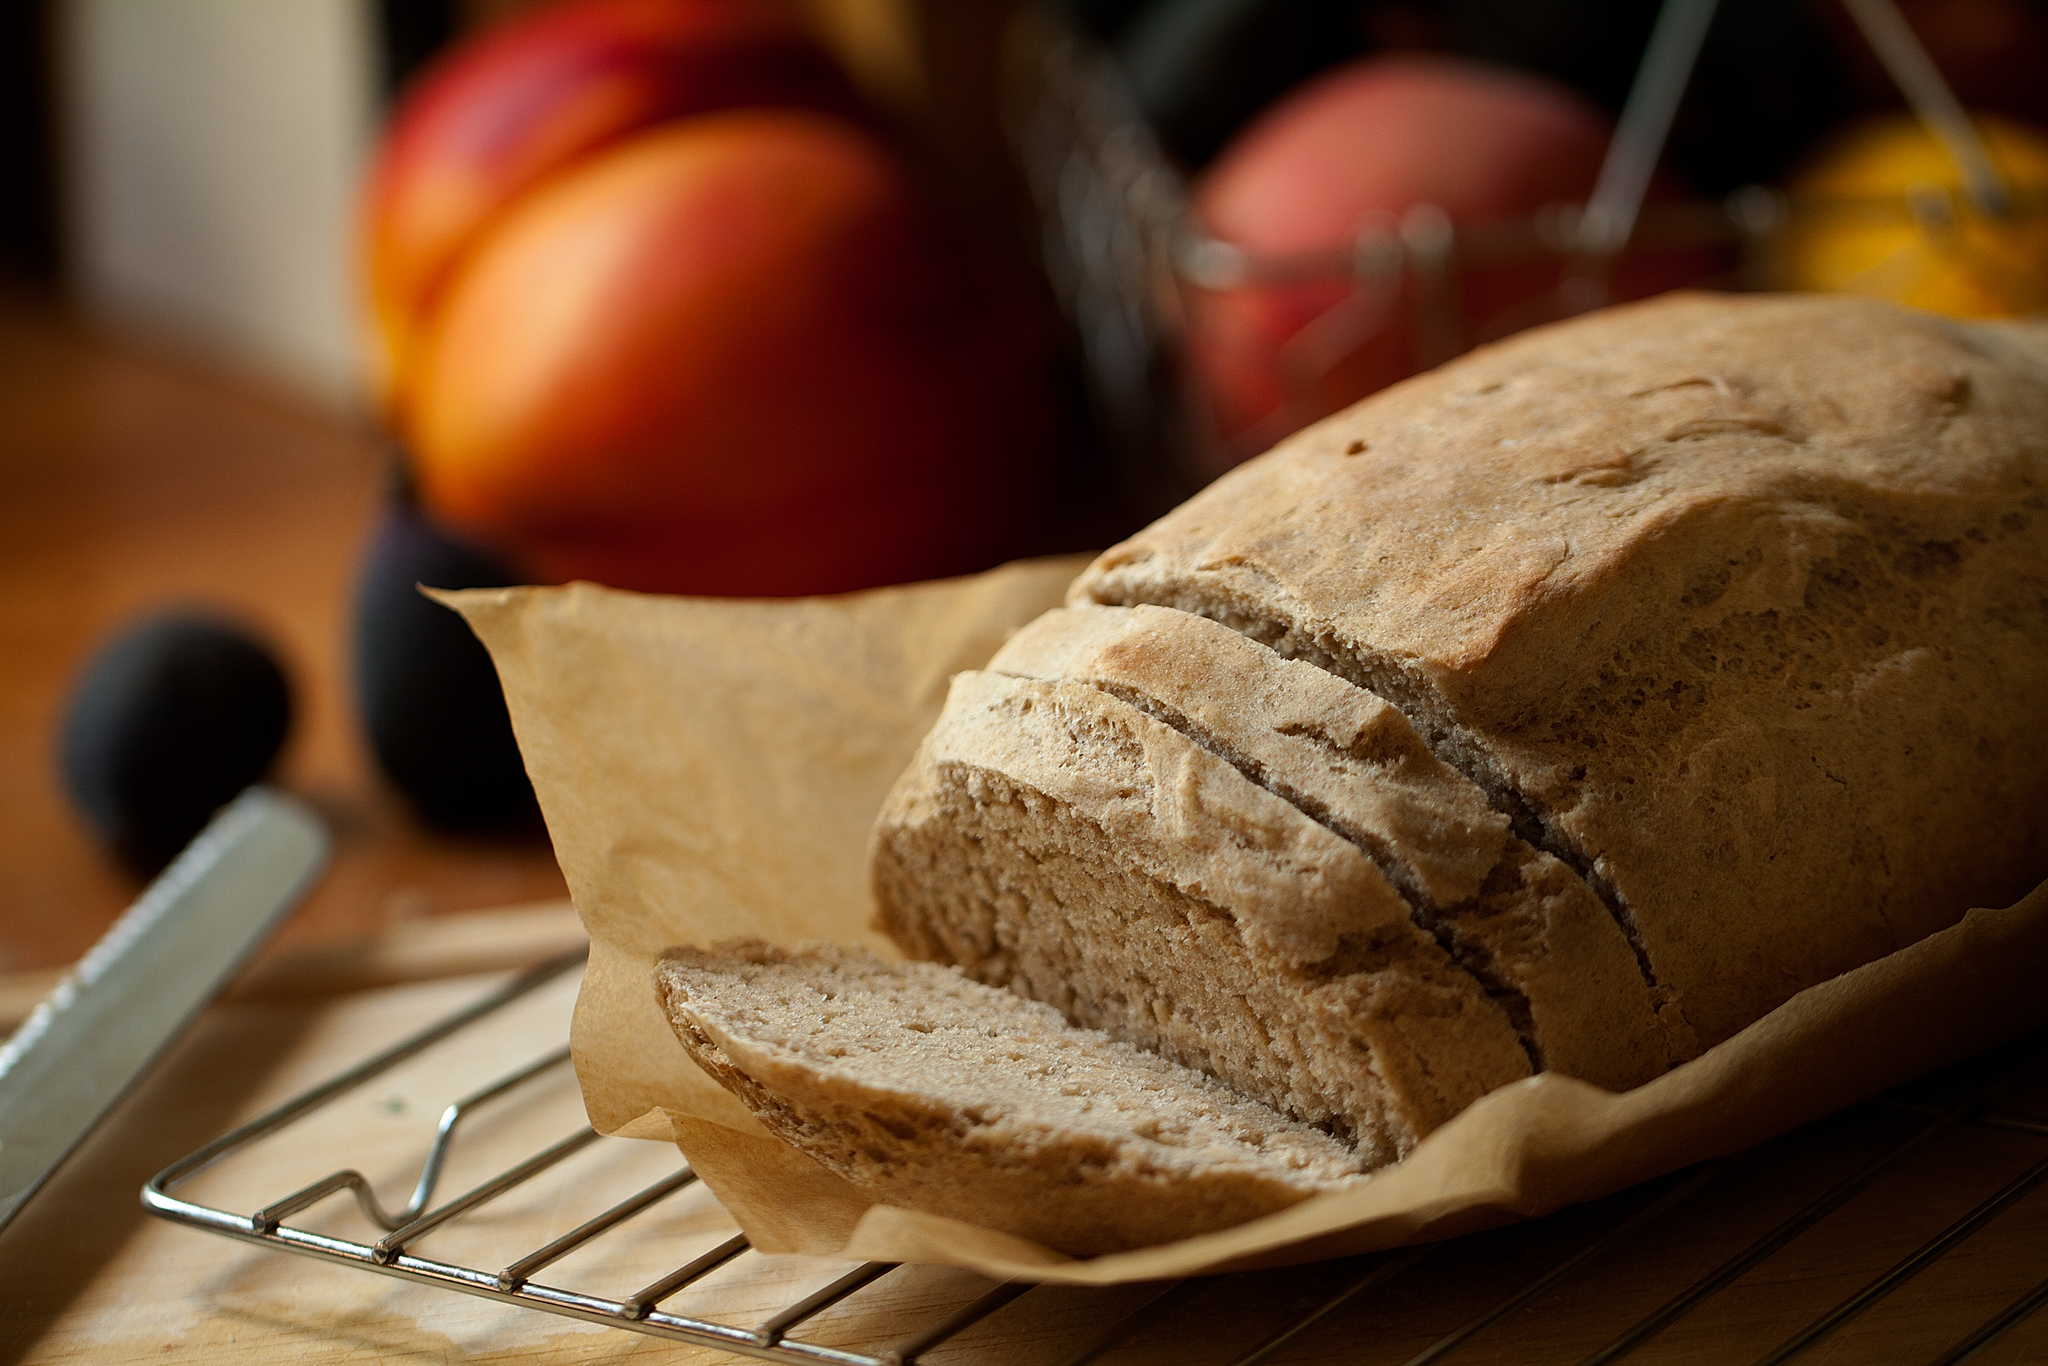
[981,603,1687,1088]
[872,670,1542,1164]
[655,940,1368,1257]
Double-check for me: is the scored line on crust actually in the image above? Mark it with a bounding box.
[1061,585,1688,1047]
[997,665,1548,1075]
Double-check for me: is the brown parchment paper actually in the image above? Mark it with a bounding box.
[445,563,2048,1285]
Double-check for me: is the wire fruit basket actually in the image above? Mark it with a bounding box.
[1003,0,2048,509]
[145,948,2048,1365]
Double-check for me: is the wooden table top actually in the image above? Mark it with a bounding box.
[0,287,566,978]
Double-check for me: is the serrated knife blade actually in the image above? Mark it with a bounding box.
[0,786,328,1235]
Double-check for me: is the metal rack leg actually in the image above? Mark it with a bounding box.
[1576,1043,2048,1366]
[1051,1278,1219,1366]
[1230,1246,1436,1366]
[1927,1273,2048,1366]
[496,1165,702,1291]
[1753,1151,2048,1365]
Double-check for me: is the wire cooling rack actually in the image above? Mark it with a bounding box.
[145,948,2048,1365]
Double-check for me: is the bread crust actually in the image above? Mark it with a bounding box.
[1074,293,2048,1045]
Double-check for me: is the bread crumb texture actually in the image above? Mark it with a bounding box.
[987,604,1687,1089]
[656,941,1366,1255]
[874,670,1533,1165]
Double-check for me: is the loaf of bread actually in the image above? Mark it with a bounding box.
[872,292,2048,1169]
[655,940,1366,1255]
[652,294,2047,1253]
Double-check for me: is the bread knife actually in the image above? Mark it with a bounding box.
[0,786,328,1235]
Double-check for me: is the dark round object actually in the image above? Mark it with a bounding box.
[59,613,293,874]
[352,484,537,830]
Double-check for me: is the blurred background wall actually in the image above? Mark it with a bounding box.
[57,0,381,408]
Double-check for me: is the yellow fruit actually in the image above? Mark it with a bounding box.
[1780,112,2048,317]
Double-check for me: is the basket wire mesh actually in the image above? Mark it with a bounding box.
[1001,0,2048,502]
[145,947,2048,1365]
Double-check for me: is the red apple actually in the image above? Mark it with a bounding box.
[362,0,859,418]
[408,110,1057,597]
[1188,54,1718,460]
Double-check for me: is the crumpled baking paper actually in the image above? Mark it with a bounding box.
[443,562,2048,1285]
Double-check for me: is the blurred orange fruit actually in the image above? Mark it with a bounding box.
[1779,112,2048,317]
[362,0,858,421]
[409,110,1057,597]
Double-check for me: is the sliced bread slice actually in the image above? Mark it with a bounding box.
[871,670,1531,1165]
[987,604,1690,1088]
[655,940,1367,1256]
